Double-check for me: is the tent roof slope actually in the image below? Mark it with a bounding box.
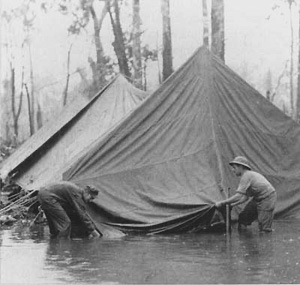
[211,48,300,219]
[64,47,219,183]
[0,75,147,185]
[0,92,90,180]
[211,51,300,169]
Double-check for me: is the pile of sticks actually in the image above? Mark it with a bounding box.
[0,190,38,225]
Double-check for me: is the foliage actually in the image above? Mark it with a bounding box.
[124,32,158,73]
[1,0,161,146]
[0,138,18,163]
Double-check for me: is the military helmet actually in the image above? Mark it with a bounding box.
[229,156,251,170]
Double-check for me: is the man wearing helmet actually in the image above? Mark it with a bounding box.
[38,181,101,239]
[215,156,277,233]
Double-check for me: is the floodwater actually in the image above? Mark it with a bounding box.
[1,221,300,284]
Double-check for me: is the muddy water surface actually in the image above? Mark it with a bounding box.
[1,220,300,284]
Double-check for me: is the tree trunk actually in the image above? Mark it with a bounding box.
[108,0,131,79]
[36,101,43,130]
[10,63,24,139]
[63,44,72,106]
[289,1,295,118]
[211,0,225,61]
[132,0,142,88]
[89,3,108,91]
[161,0,173,81]
[25,84,34,136]
[11,66,18,138]
[143,59,147,90]
[297,4,300,121]
[11,66,16,130]
[202,0,209,47]
[28,43,35,134]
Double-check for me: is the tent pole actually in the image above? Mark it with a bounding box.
[225,188,231,234]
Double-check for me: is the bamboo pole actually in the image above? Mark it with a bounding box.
[225,187,231,234]
[0,190,37,215]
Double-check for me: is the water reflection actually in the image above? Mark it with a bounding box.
[1,221,300,284]
[235,230,274,283]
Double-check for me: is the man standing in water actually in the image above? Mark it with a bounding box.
[215,156,277,233]
[38,181,101,239]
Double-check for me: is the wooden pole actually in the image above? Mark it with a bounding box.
[226,188,231,233]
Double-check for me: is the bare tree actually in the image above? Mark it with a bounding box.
[107,0,131,79]
[142,46,158,90]
[202,0,209,47]
[2,12,25,142]
[10,63,25,140]
[211,0,225,61]
[53,0,112,93]
[24,84,34,136]
[288,0,295,117]
[25,6,37,135]
[161,0,173,81]
[88,0,110,90]
[63,43,73,106]
[26,23,36,134]
[273,60,289,102]
[36,101,43,130]
[4,0,37,138]
[132,0,142,88]
[43,0,156,91]
[269,0,297,118]
[296,3,300,121]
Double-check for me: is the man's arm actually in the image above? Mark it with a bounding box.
[216,173,251,208]
[72,200,96,230]
[67,188,100,237]
[72,201,102,238]
[215,193,248,208]
[230,194,249,206]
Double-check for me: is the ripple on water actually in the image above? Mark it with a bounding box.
[1,221,300,284]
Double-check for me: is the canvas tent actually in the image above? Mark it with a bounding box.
[0,75,147,190]
[63,46,300,236]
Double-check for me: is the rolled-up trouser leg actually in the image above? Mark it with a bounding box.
[39,195,71,238]
[238,200,258,226]
[257,210,274,232]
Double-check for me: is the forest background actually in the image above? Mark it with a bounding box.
[0,0,300,161]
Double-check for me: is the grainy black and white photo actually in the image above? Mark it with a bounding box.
[1,0,300,284]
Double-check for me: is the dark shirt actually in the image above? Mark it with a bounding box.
[39,181,95,233]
